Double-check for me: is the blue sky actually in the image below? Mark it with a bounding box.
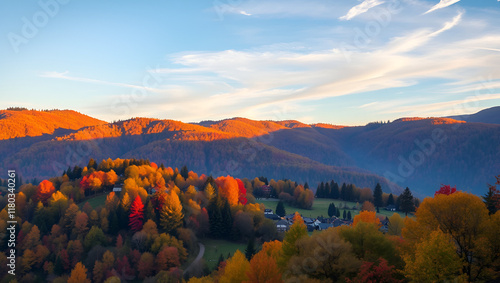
[1,0,500,125]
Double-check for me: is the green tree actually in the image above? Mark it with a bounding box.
[399,187,415,216]
[387,193,395,206]
[276,201,286,217]
[373,183,384,208]
[482,186,499,215]
[347,211,352,220]
[180,165,189,179]
[343,210,347,219]
[84,226,106,250]
[245,237,256,260]
[328,203,336,218]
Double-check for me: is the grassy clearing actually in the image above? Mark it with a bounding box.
[201,239,247,270]
[257,198,408,219]
[78,194,107,209]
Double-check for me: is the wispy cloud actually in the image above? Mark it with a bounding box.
[339,0,385,20]
[240,10,252,16]
[39,71,165,93]
[424,0,461,14]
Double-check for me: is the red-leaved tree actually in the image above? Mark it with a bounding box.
[129,196,144,232]
[236,178,248,205]
[435,185,457,196]
[346,258,402,283]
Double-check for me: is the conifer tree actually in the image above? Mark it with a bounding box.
[129,195,145,232]
[160,191,184,233]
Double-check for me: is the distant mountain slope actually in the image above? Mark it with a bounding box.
[447,106,500,124]
[2,108,499,197]
[315,118,500,196]
[0,109,105,140]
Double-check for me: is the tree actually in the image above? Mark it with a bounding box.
[399,187,415,216]
[353,211,380,227]
[278,212,307,270]
[402,192,492,281]
[286,227,360,281]
[361,201,375,212]
[435,184,457,196]
[387,213,404,236]
[245,248,283,283]
[160,190,184,233]
[346,258,401,283]
[347,211,352,220]
[387,193,395,206]
[84,226,106,250]
[276,201,286,217]
[373,183,384,208]
[328,203,336,218]
[205,183,216,200]
[343,210,347,219]
[33,180,56,205]
[129,195,145,232]
[245,237,256,260]
[219,250,250,283]
[156,246,180,271]
[68,262,90,283]
[180,165,189,179]
[403,230,463,282]
[483,177,500,215]
[138,252,155,279]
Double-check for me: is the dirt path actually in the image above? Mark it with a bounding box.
[183,243,205,276]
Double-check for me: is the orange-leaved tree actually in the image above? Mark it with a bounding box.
[353,210,380,227]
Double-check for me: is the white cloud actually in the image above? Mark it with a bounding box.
[424,0,461,14]
[240,10,252,16]
[339,0,385,21]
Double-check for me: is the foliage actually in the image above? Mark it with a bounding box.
[353,211,380,227]
[404,230,464,282]
[435,184,457,196]
[219,250,250,283]
[276,201,286,217]
[278,212,307,270]
[129,195,145,232]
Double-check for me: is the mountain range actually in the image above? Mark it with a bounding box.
[1,107,499,197]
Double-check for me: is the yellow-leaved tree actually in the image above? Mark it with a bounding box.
[219,250,250,283]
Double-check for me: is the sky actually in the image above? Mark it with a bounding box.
[1,0,500,125]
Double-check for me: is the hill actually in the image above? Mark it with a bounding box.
[0,109,105,140]
[1,107,499,196]
[447,106,500,125]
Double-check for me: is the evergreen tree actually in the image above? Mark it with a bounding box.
[129,196,145,232]
[304,182,309,189]
[317,182,325,198]
[160,191,184,234]
[276,201,286,217]
[373,183,384,208]
[347,211,352,220]
[331,182,340,199]
[400,187,415,216]
[245,237,256,260]
[328,203,336,218]
[343,210,347,219]
[324,182,331,199]
[180,165,189,179]
[336,207,340,217]
[208,195,223,238]
[221,197,233,240]
[387,193,395,206]
[340,183,347,200]
[482,186,499,215]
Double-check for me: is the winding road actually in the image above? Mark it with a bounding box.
[183,243,205,276]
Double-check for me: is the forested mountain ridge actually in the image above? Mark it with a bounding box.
[1,107,499,196]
